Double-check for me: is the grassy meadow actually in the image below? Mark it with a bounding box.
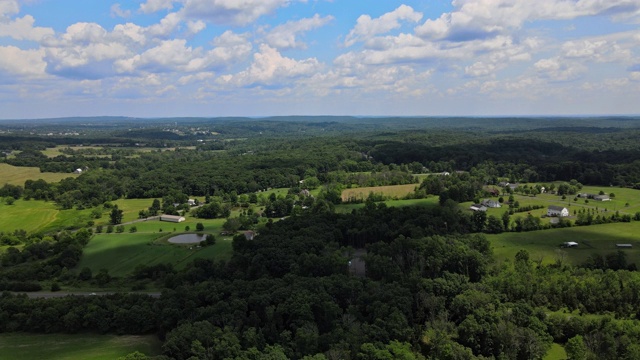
[487,221,640,266]
[0,333,161,360]
[0,199,92,233]
[341,184,418,202]
[79,217,233,277]
[0,163,77,186]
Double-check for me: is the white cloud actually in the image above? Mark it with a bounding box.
[180,0,292,26]
[0,0,19,20]
[534,57,586,81]
[110,4,131,19]
[562,38,632,63]
[0,14,54,41]
[264,14,333,50]
[0,46,46,77]
[139,0,175,14]
[415,0,640,42]
[218,44,321,87]
[146,12,181,37]
[345,5,422,47]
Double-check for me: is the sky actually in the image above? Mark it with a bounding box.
[1,0,640,119]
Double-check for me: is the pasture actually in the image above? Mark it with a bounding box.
[0,163,77,186]
[79,218,233,277]
[0,199,92,233]
[487,221,640,266]
[0,333,161,360]
[341,184,418,202]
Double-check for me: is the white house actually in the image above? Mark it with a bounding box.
[481,199,501,208]
[73,168,83,174]
[547,205,569,217]
[160,214,186,223]
[188,199,197,206]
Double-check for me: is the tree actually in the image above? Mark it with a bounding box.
[565,335,587,360]
[78,267,93,281]
[5,197,15,205]
[196,222,204,231]
[95,269,111,286]
[110,206,124,225]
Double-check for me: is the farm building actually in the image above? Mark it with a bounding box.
[547,205,569,217]
[73,168,83,174]
[160,214,185,223]
[469,204,487,212]
[617,244,633,248]
[481,199,501,208]
[593,195,611,201]
[562,242,578,248]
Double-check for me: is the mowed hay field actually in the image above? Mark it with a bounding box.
[0,333,161,360]
[79,218,233,277]
[487,221,640,266]
[342,184,418,202]
[0,163,77,186]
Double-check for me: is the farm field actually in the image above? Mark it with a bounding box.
[0,199,92,233]
[0,163,77,186]
[487,221,640,266]
[0,333,161,360]
[341,184,418,202]
[79,218,233,277]
[543,343,567,360]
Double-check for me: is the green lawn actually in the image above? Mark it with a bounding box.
[80,218,233,277]
[487,221,640,266]
[0,333,161,360]
[0,199,93,234]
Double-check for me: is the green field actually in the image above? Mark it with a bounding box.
[335,197,439,213]
[487,221,640,266]
[0,163,78,186]
[79,218,233,277]
[342,184,418,202]
[0,333,161,360]
[0,199,92,233]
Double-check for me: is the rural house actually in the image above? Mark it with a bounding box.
[547,205,569,217]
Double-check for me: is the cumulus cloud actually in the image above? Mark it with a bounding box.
[180,0,292,26]
[415,0,640,42]
[0,14,54,41]
[345,5,423,47]
[218,44,321,87]
[0,0,19,20]
[139,0,175,14]
[534,57,587,81]
[110,4,131,19]
[264,14,333,50]
[0,46,47,77]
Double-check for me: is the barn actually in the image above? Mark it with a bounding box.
[160,214,186,223]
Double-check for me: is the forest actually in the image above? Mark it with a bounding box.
[2,116,640,359]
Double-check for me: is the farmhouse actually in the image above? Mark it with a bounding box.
[73,168,83,174]
[188,199,196,206]
[469,204,487,212]
[481,199,501,208]
[160,214,185,223]
[547,205,569,217]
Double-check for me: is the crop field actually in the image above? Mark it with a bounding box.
[487,221,640,266]
[0,333,161,360]
[341,184,418,202]
[79,218,233,277]
[0,163,77,186]
[0,199,92,233]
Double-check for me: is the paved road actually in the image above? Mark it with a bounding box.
[12,291,162,299]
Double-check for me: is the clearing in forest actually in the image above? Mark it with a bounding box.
[0,163,77,186]
[341,184,417,202]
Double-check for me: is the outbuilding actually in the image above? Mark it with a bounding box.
[547,205,569,217]
[160,214,186,223]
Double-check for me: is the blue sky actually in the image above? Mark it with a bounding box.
[1,0,640,119]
